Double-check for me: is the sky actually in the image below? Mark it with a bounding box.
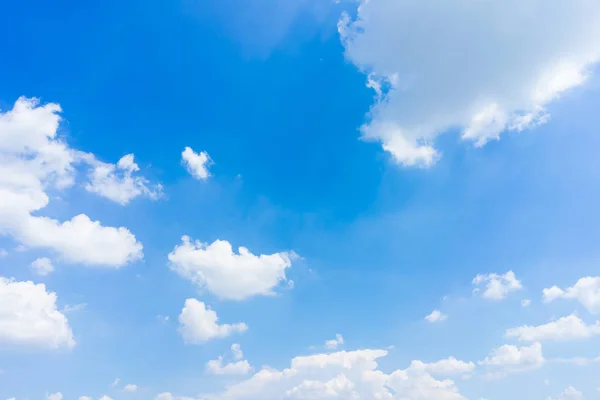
[1,0,600,399]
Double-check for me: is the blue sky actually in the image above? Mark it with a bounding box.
[1,1,600,400]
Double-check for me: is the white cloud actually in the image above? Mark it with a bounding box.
[473,271,523,300]
[178,298,247,344]
[546,386,583,400]
[0,277,74,349]
[543,277,600,314]
[338,0,600,166]
[324,334,344,350]
[111,378,121,388]
[202,349,469,400]
[98,396,113,400]
[206,357,252,376]
[181,147,211,180]
[78,397,93,400]
[506,314,600,342]
[0,248,7,257]
[31,257,54,276]
[479,342,544,378]
[169,236,297,301]
[521,299,532,308]
[82,153,163,205]
[425,309,448,323]
[62,303,87,314]
[46,393,62,400]
[231,343,243,360]
[0,96,144,267]
[124,384,138,392]
[409,357,475,377]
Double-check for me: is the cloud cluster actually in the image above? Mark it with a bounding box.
[169,236,297,300]
[0,97,153,267]
[0,277,74,349]
[544,276,600,314]
[178,299,247,344]
[473,271,522,300]
[339,0,600,166]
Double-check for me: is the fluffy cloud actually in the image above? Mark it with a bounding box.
[338,0,600,166]
[425,309,447,323]
[206,343,252,376]
[479,342,544,378]
[472,271,522,300]
[409,357,475,377]
[169,236,297,301]
[82,153,163,205]
[202,349,470,400]
[178,299,247,344]
[543,277,600,314]
[505,314,600,342]
[546,386,583,400]
[181,147,211,180]
[325,334,344,350]
[124,384,138,392]
[47,393,62,400]
[0,277,75,349]
[31,257,55,276]
[0,97,144,267]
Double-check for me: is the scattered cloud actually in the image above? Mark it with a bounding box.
[201,348,469,400]
[338,0,600,166]
[124,384,138,392]
[181,147,211,180]
[62,303,87,314]
[169,236,297,301]
[0,97,143,267]
[178,298,247,344]
[521,299,532,308]
[111,378,121,388]
[473,271,523,300]
[425,309,448,323]
[31,257,55,276]
[543,277,600,314]
[47,393,62,400]
[0,248,7,257]
[546,386,583,400]
[479,342,544,378]
[0,277,74,349]
[506,314,600,342]
[82,153,163,205]
[325,333,344,350]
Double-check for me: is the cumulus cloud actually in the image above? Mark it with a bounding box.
[82,153,163,205]
[324,334,344,350]
[543,277,600,314]
[123,384,138,392]
[479,342,544,378]
[46,393,62,400]
[546,386,584,400]
[206,343,252,376]
[201,349,470,400]
[178,298,247,344]
[338,0,600,166]
[31,257,55,276]
[0,96,144,267]
[181,147,211,180]
[505,314,600,342]
[0,277,75,349]
[425,309,447,323]
[472,271,522,300]
[169,236,297,301]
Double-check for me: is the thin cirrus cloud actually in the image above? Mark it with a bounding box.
[168,236,298,301]
[338,0,600,167]
[0,96,151,267]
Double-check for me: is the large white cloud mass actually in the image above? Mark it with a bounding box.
[0,96,156,266]
[339,0,600,166]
